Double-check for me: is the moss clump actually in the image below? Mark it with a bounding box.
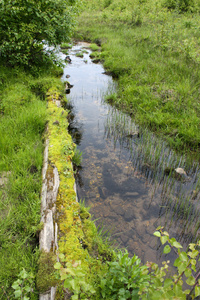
[36,250,57,293]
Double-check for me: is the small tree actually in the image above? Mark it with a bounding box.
[0,0,79,66]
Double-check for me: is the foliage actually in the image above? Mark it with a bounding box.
[11,269,35,300]
[163,0,194,12]
[99,250,150,299]
[55,253,96,300]
[0,0,79,66]
[140,227,200,299]
[54,229,200,299]
[72,146,82,167]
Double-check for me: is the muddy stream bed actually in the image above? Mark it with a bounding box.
[60,42,200,265]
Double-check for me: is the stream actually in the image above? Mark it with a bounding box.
[61,42,200,265]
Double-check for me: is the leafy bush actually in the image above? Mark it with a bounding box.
[163,0,194,12]
[141,227,200,299]
[12,269,35,300]
[0,0,78,66]
[55,254,95,300]
[99,251,149,299]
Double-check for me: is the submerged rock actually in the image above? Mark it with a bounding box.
[92,58,100,64]
[164,167,188,181]
[126,131,140,138]
[65,55,72,63]
[124,209,136,221]
[65,81,74,94]
[175,167,187,176]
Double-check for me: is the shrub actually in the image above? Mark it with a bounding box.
[99,251,149,299]
[0,0,78,66]
[163,0,194,12]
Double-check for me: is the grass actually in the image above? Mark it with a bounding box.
[0,63,64,299]
[75,0,200,155]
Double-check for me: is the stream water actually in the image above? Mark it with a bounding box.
[61,42,200,265]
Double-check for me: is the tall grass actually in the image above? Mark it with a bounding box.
[75,0,200,154]
[0,64,63,298]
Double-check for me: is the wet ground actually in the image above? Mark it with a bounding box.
[61,42,200,265]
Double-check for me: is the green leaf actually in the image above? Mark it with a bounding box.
[174,283,183,296]
[59,253,65,261]
[25,286,31,292]
[156,226,162,230]
[191,264,196,272]
[54,262,62,270]
[61,273,68,280]
[179,252,188,262]
[174,257,181,267]
[184,268,192,278]
[164,278,173,288]
[160,236,168,245]
[172,241,182,249]
[188,250,199,258]
[20,269,28,279]
[189,243,196,250]
[149,290,163,300]
[69,279,78,291]
[195,286,200,297]
[177,261,187,274]
[64,279,71,289]
[190,259,196,266]
[186,276,195,286]
[14,290,22,298]
[153,231,161,237]
[163,231,169,236]
[169,238,176,244]
[66,267,76,276]
[163,245,171,254]
[12,282,20,290]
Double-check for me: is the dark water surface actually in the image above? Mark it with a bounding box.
[61,42,200,264]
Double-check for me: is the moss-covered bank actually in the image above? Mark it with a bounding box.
[37,87,115,299]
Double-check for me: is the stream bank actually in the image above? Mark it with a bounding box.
[38,87,115,299]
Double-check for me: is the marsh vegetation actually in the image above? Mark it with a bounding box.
[76,0,200,154]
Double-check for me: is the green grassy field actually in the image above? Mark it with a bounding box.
[75,0,200,155]
[0,63,64,299]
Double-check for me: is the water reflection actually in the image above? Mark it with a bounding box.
[62,42,200,264]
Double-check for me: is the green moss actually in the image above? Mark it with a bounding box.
[36,250,57,293]
[45,89,116,298]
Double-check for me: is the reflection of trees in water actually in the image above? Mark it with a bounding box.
[104,106,200,245]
